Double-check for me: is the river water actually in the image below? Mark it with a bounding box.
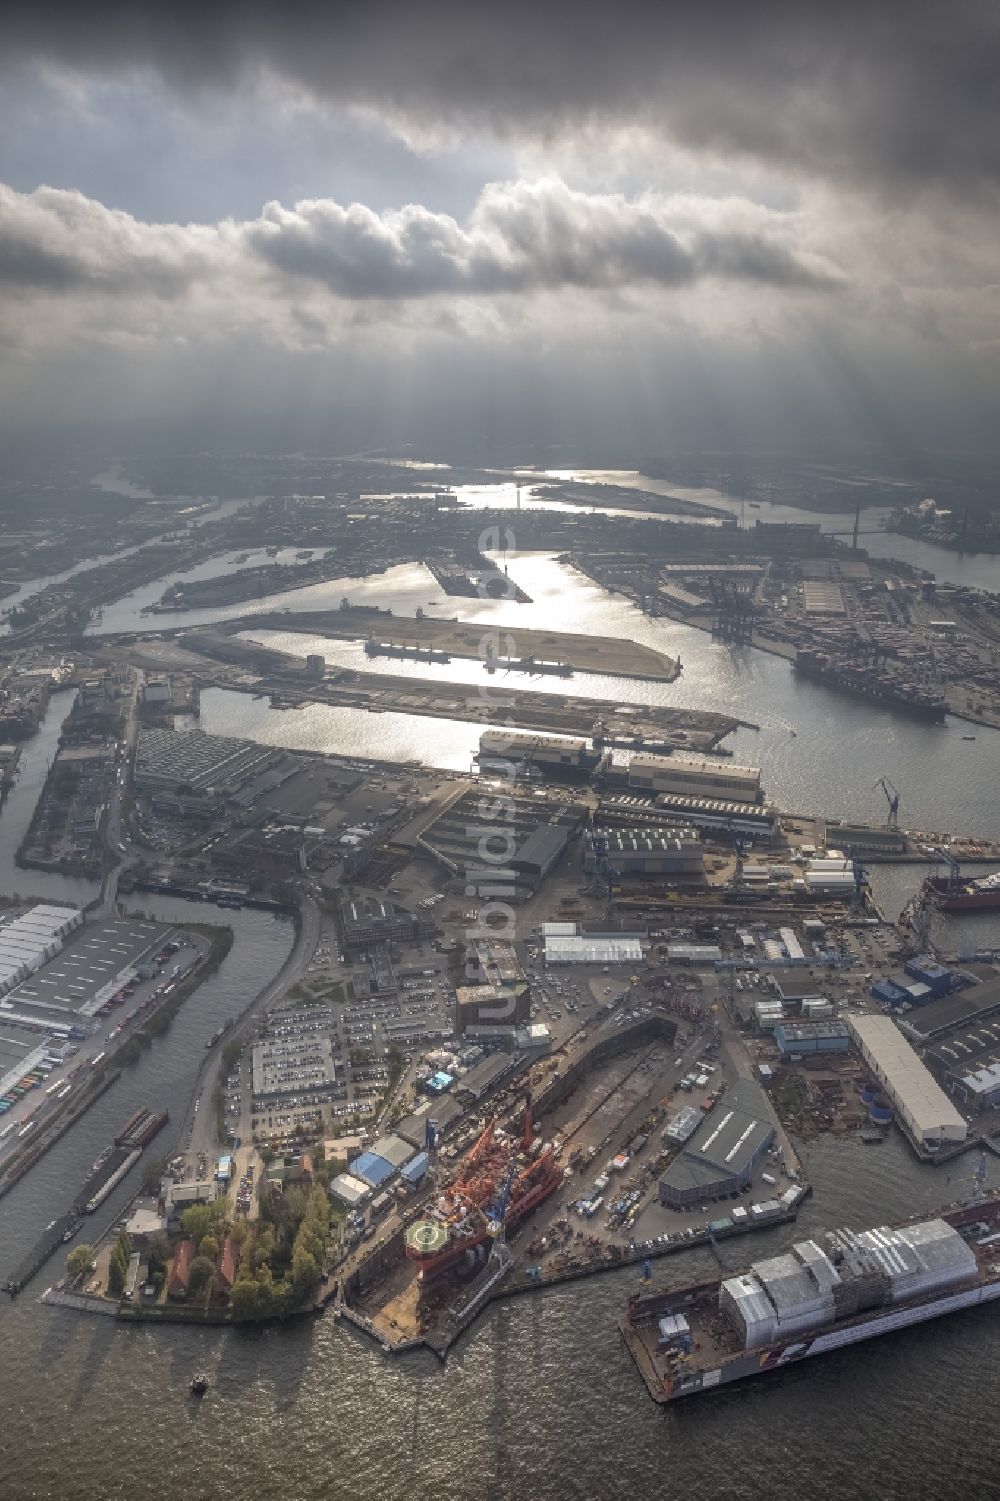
[4,481,1000,1498]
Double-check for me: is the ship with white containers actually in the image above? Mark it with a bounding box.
[621,1199,1000,1403]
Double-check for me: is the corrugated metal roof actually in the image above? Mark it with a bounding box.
[848,1013,967,1138]
[545,935,643,964]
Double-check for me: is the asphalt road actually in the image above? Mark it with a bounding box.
[97,667,142,917]
[178,892,322,1170]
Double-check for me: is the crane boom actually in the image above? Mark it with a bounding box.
[872,776,901,830]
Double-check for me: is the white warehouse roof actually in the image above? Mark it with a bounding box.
[848,1013,967,1144]
[544,935,642,965]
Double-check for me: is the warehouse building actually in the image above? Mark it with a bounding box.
[652,794,775,841]
[771,973,828,1008]
[658,1079,775,1208]
[329,1173,371,1208]
[583,826,705,880]
[418,785,584,895]
[545,933,644,966]
[945,1062,1000,1112]
[348,1135,414,1188]
[823,821,906,853]
[134,726,278,794]
[0,904,82,997]
[896,978,1000,1045]
[924,1013,1000,1109]
[628,754,763,805]
[847,1014,968,1149]
[774,1022,851,1057]
[454,1051,528,1103]
[663,1105,704,1144]
[336,891,436,953]
[904,956,960,999]
[476,730,605,781]
[5,916,170,1020]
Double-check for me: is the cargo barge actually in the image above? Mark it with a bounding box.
[3,1213,81,1295]
[924,872,1000,912]
[83,1149,142,1212]
[487,656,573,678]
[621,1200,1000,1403]
[793,650,948,722]
[72,1109,168,1213]
[364,639,451,664]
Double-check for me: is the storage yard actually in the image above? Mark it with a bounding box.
[0,909,210,1188]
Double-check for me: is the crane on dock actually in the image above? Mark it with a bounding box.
[930,846,962,897]
[847,849,869,917]
[873,776,901,830]
[585,828,619,911]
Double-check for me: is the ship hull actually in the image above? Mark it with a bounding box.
[625,1278,1000,1402]
[924,877,1000,912]
[792,660,947,722]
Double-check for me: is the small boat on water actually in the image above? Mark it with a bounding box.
[189,1374,209,1396]
[962,735,976,741]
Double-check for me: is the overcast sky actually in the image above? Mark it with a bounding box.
[1,1,998,459]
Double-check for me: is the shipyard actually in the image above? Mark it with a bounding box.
[3,463,1000,1377]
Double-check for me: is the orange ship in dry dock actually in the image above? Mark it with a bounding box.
[404,1115,562,1278]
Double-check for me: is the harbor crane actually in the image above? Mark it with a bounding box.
[930,846,962,898]
[873,776,901,830]
[846,848,869,917]
[584,828,619,910]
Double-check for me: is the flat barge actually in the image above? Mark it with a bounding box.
[621,1199,1000,1402]
[69,1109,168,1217]
[3,1213,81,1295]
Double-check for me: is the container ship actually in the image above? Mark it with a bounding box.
[404,1115,562,1279]
[793,650,948,722]
[924,871,1000,912]
[621,1200,1000,1403]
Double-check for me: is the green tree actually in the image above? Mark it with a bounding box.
[187,1256,216,1299]
[181,1203,215,1244]
[180,1200,228,1244]
[199,1234,220,1261]
[290,1246,320,1302]
[230,1277,262,1322]
[146,1232,170,1276]
[108,1249,127,1296]
[66,1243,95,1281]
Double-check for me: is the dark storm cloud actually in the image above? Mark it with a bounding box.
[1,2,998,194]
[0,179,840,303]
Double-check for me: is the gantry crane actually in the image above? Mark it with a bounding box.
[873,776,901,830]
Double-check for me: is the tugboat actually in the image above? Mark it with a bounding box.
[189,1374,209,1397]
